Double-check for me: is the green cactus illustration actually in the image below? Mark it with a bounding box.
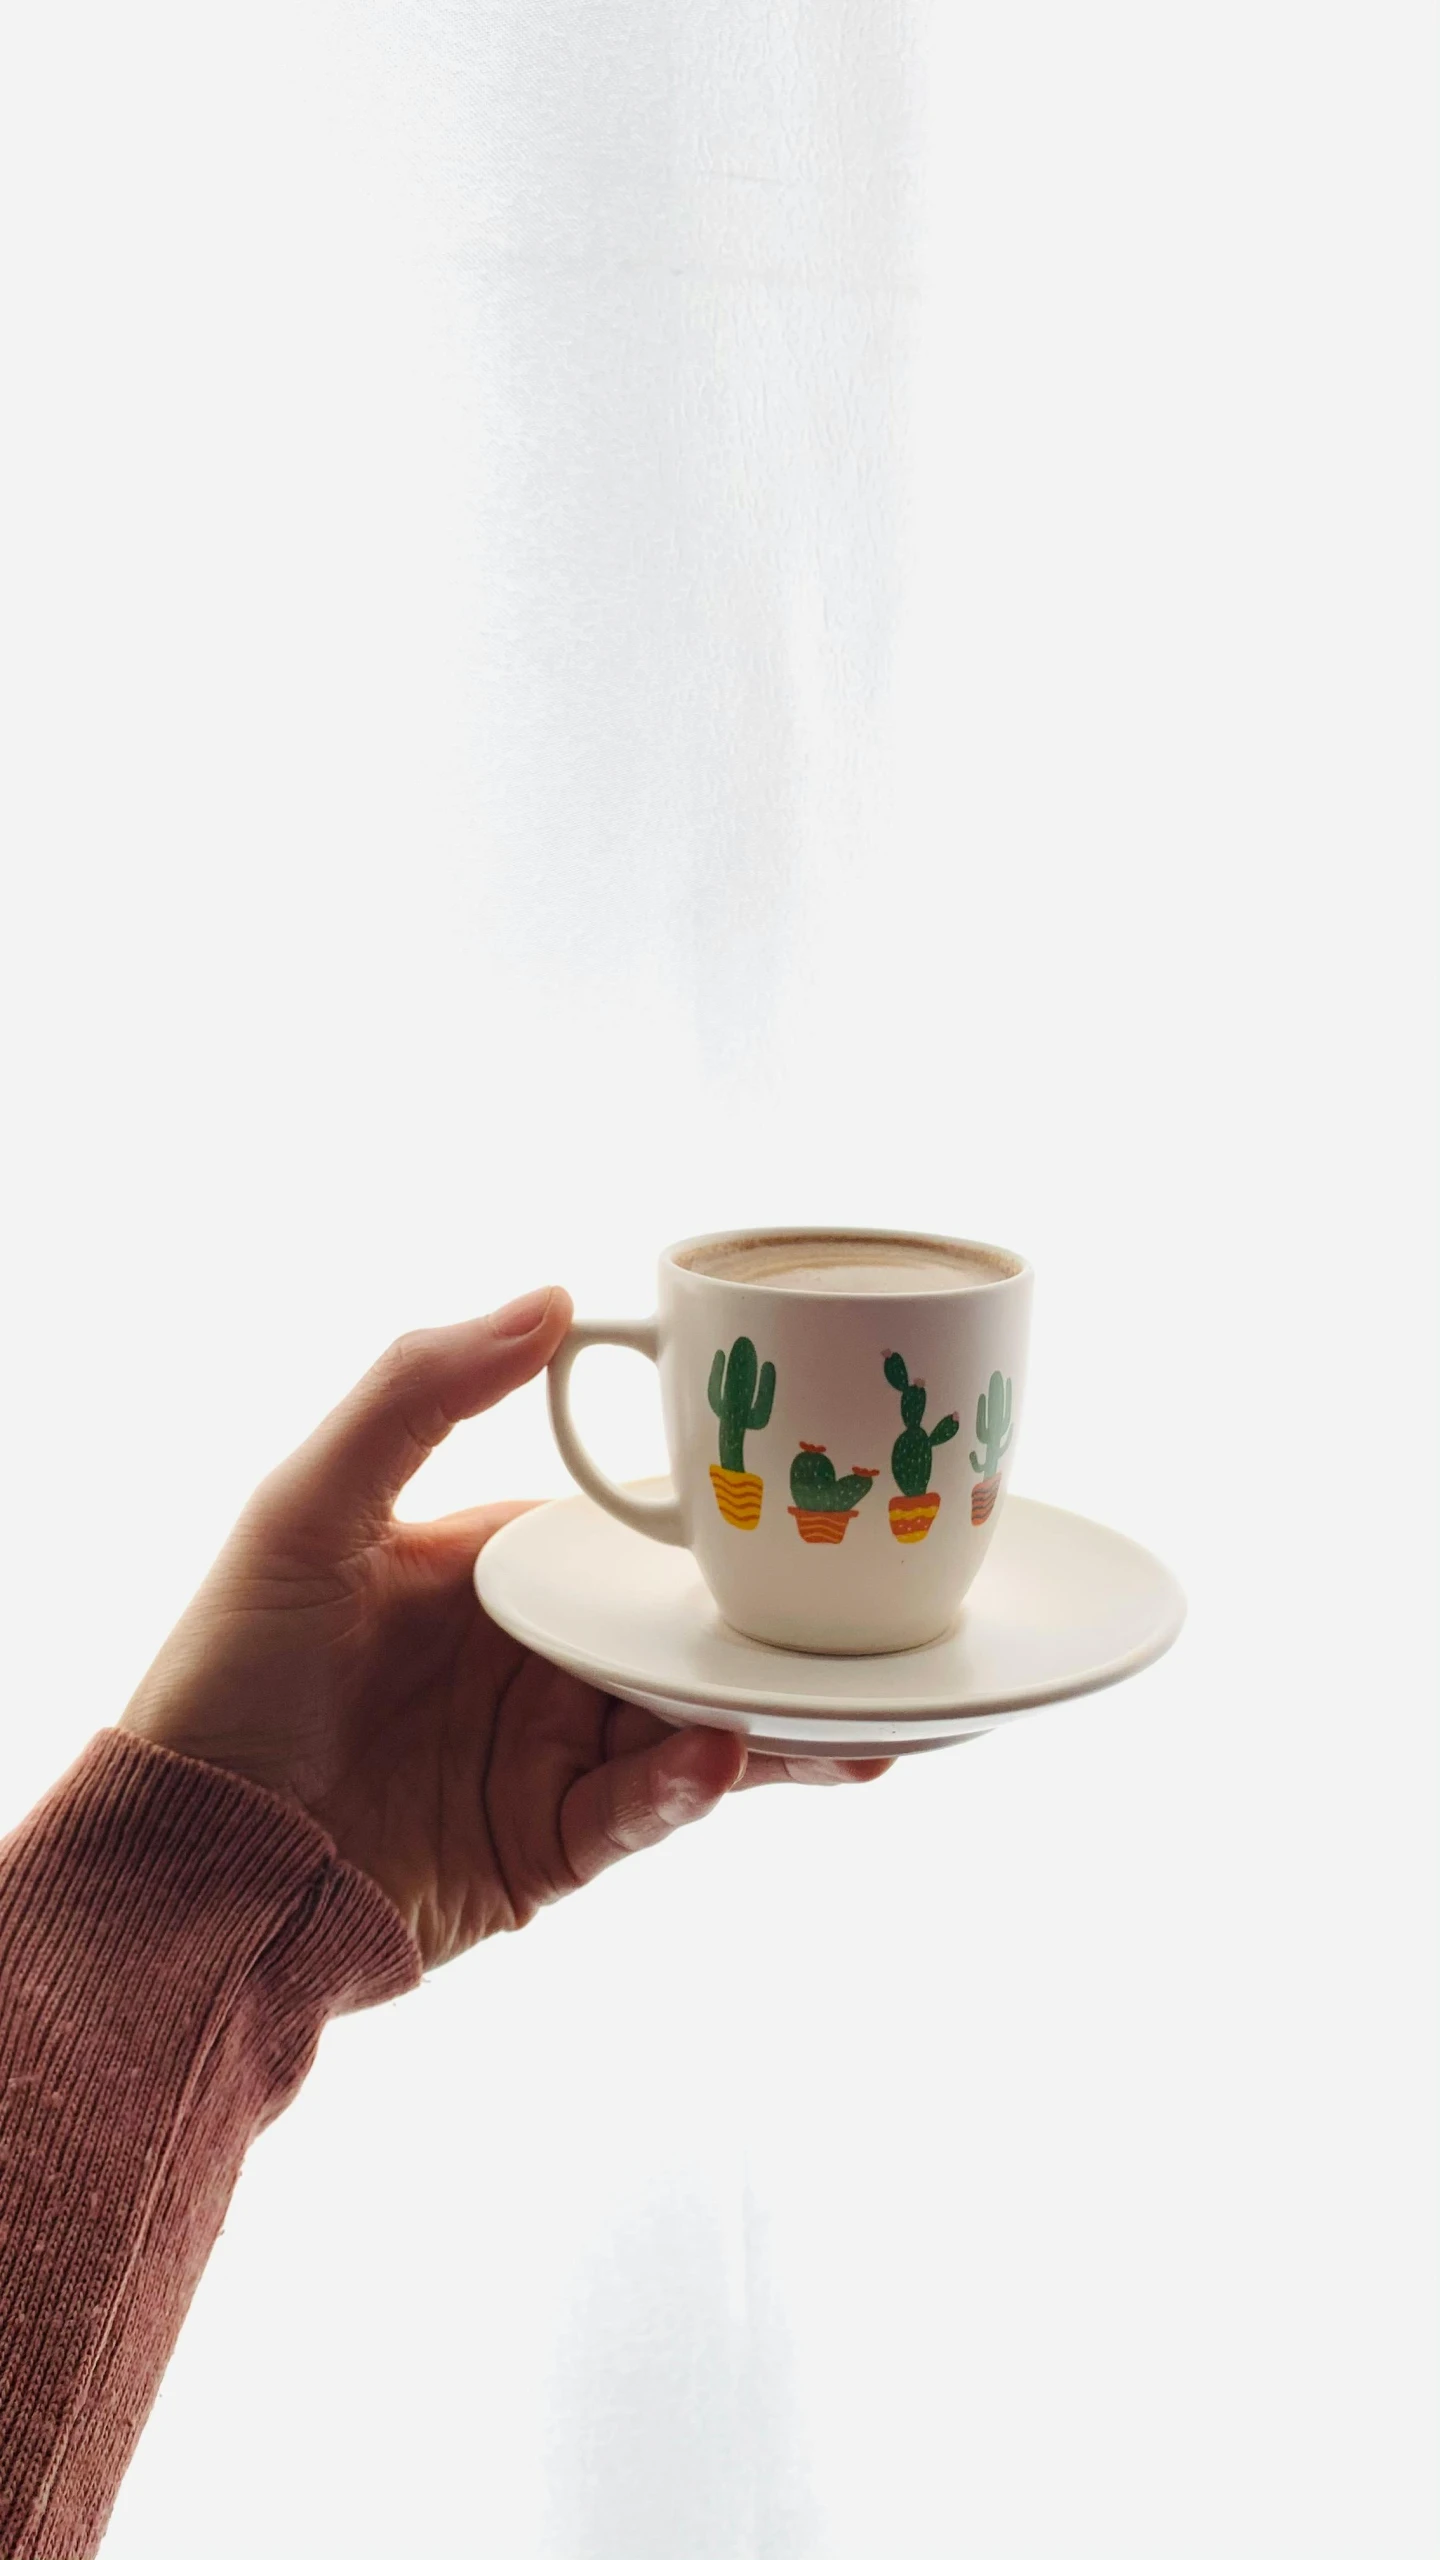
[707,1336,776,1473]
[883,1350,960,1497]
[969,1371,1013,1479]
[789,1444,878,1514]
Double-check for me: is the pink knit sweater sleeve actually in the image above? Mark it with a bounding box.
[0,1727,422,2559]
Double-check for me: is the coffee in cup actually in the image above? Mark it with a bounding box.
[678,1233,1010,1293]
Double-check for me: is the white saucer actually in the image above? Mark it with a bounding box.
[475,1483,1185,1757]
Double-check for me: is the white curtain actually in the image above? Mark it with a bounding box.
[1,4,1435,2554]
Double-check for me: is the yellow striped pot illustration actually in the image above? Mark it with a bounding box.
[707,1335,775,1529]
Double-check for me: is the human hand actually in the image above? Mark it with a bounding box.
[121,1289,893,1966]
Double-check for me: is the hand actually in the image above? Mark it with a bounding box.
[121,1289,893,1967]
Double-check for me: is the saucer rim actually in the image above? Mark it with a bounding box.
[475,1490,1187,1725]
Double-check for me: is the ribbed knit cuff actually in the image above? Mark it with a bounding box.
[7,1725,423,2027]
[96,1730,415,1986]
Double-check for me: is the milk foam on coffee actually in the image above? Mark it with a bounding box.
[680,1235,1017,1293]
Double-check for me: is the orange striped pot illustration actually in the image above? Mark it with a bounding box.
[888,1490,943,1544]
[883,1349,959,1544]
[787,1445,879,1545]
[706,1335,776,1531]
[969,1371,1013,1526]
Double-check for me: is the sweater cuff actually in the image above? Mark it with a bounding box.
[17,1726,423,2042]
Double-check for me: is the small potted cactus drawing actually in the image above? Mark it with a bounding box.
[883,1351,959,1542]
[969,1371,1013,1523]
[707,1336,776,1529]
[787,1444,880,1545]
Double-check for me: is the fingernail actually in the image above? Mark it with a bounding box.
[658,1730,741,1818]
[492,1285,556,1339]
[656,1770,714,1824]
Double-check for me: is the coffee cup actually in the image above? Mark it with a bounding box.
[546,1227,1032,1654]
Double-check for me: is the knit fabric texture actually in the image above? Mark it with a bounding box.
[0,1727,421,2558]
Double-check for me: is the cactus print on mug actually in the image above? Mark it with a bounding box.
[883,1351,960,1542]
[707,1336,775,1528]
[969,1371,1013,1522]
[787,1445,880,1544]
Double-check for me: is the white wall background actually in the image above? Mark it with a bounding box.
[1,3,1435,2554]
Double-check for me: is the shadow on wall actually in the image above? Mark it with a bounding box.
[373,0,921,1061]
[537,2172,825,2560]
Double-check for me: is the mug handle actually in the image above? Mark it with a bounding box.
[546,1318,686,1547]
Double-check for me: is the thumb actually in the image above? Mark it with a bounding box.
[259,1287,573,1550]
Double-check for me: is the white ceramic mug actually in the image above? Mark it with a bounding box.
[547,1227,1033,1654]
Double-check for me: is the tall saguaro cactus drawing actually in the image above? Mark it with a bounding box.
[883,1350,959,1543]
[969,1370,1013,1523]
[707,1336,776,1529]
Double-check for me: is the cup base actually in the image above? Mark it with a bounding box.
[714,1609,962,1660]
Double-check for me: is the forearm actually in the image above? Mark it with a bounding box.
[0,1728,419,2560]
